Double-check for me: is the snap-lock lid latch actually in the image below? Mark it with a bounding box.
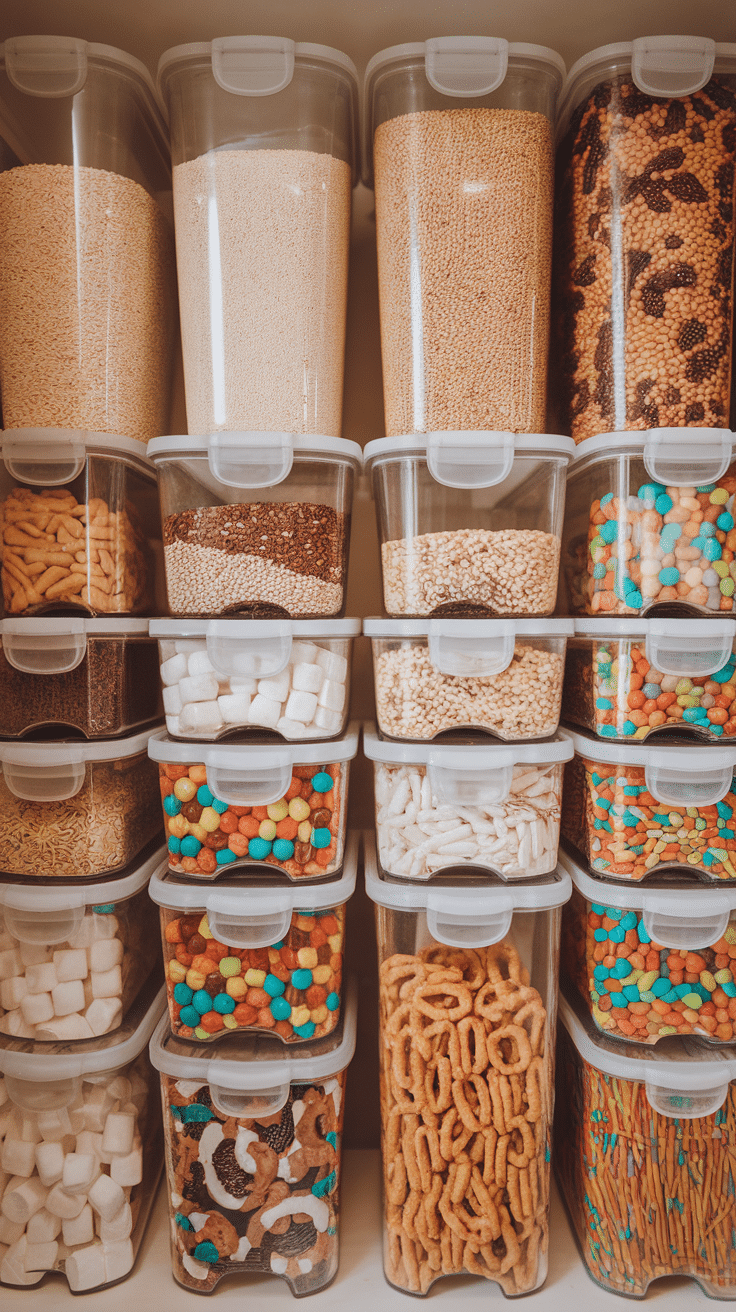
[3,906,85,945]
[644,759,733,808]
[427,754,513,807]
[5,1075,82,1111]
[425,36,508,98]
[641,904,731,952]
[643,428,733,486]
[426,431,515,489]
[632,36,716,98]
[2,758,86,802]
[645,621,734,680]
[207,432,294,489]
[4,36,88,98]
[644,1079,727,1120]
[209,1078,290,1118]
[2,432,87,485]
[2,625,88,675]
[427,891,513,948]
[205,748,293,808]
[211,36,295,97]
[206,891,293,950]
[428,620,515,677]
[206,620,292,680]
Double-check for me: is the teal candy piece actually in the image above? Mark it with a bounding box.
[658,567,680,586]
[718,512,734,531]
[593,928,608,942]
[643,683,660,699]
[596,698,613,709]
[168,836,181,854]
[655,494,673,514]
[212,798,229,813]
[213,993,235,1014]
[600,725,617,736]
[593,563,606,579]
[194,1242,219,1264]
[627,590,643,608]
[700,521,716,538]
[291,968,313,990]
[311,828,331,849]
[623,721,637,736]
[216,848,237,864]
[722,982,736,997]
[93,904,115,914]
[311,771,332,793]
[193,989,212,1015]
[600,521,618,544]
[181,1104,215,1123]
[273,838,295,861]
[326,991,340,1011]
[294,1021,316,1037]
[620,912,638,931]
[704,539,722,562]
[623,986,640,1003]
[180,835,202,857]
[270,995,292,1020]
[197,785,214,807]
[178,1006,200,1028]
[601,492,615,506]
[173,983,193,1006]
[175,1212,193,1231]
[248,837,272,860]
[326,1131,338,1149]
[164,794,181,816]
[264,974,286,997]
[608,992,626,1007]
[312,1171,337,1197]
[609,926,625,943]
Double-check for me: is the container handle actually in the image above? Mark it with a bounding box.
[428,621,515,677]
[644,759,733,808]
[206,891,293,950]
[631,36,715,98]
[5,1074,82,1111]
[211,37,295,97]
[206,620,292,679]
[207,432,294,489]
[427,892,513,948]
[2,628,88,675]
[425,37,508,98]
[2,432,87,486]
[644,622,734,680]
[427,759,513,807]
[3,905,85,946]
[209,1081,290,1118]
[4,36,88,98]
[641,905,731,952]
[2,758,86,802]
[426,431,515,489]
[206,753,293,808]
[643,428,733,487]
[644,1079,727,1120]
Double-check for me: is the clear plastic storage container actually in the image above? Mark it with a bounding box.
[0,435,160,619]
[556,988,736,1298]
[562,617,736,742]
[365,435,573,618]
[365,724,572,880]
[0,730,162,879]
[147,435,361,619]
[158,38,358,439]
[0,619,161,738]
[0,843,163,1042]
[0,979,164,1291]
[149,831,357,1044]
[366,617,572,741]
[0,36,177,443]
[562,431,736,617]
[149,724,358,880]
[364,38,564,437]
[150,980,356,1295]
[551,37,736,445]
[560,726,736,881]
[559,845,736,1044]
[365,833,570,1297]
[150,617,358,741]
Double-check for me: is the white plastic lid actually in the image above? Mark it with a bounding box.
[569,428,735,488]
[150,618,359,682]
[148,722,359,809]
[365,617,572,678]
[572,618,736,680]
[146,433,362,489]
[158,38,358,97]
[1,430,154,485]
[559,845,736,951]
[363,433,574,490]
[0,726,156,803]
[1,618,150,676]
[1,36,167,125]
[560,727,736,809]
[149,832,358,950]
[149,978,357,1117]
[365,832,570,949]
[560,989,736,1119]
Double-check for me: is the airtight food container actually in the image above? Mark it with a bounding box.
[0,36,177,444]
[365,435,573,617]
[365,832,570,1297]
[560,726,736,882]
[150,980,357,1295]
[147,436,361,619]
[0,619,162,738]
[0,843,163,1042]
[364,38,564,437]
[0,979,164,1291]
[364,724,572,880]
[556,987,736,1299]
[551,37,736,446]
[149,831,357,1043]
[560,845,736,1045]
[149,723,359,881]
[150,618,359,741]
[158,39,358,439]
[366,617,572,741]
[0,435,160,619]
[563,618,736,742]
[0,730,162,879]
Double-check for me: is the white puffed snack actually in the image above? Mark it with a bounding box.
[65,1240,107,1291]
[88,1173,126,1222]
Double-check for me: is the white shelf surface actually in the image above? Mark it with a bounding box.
[2,1150,714,1308]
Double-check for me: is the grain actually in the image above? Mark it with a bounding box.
[381,529,560,616]
[173,148,351,436]
[0,163,176,442]
[374,108,554,435]
[552,75,736,443]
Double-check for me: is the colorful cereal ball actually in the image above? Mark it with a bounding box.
[163,909,343,1041]
[594,643,736,741]
[159,763,340,878]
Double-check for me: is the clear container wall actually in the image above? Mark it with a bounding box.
[161,1069,344,1293]
[162,54,355,437]
[372,635,567,741]
[563,452,736,617]
[0,1049,162,1290]
[0,57,177,441]
[371,56,558,435]
[375,902,560,1295]
[156,454,354,619]
[551,67,736,444]
[555,1024,736,1297]
[371,452,568,617]
[158,759,349,880]
[374,760,563,879]
[0,454,160,618]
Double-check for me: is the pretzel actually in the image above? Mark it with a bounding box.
[486,1023,533,1075]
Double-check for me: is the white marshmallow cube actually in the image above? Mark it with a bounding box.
[187,650,215,677]
[62,1152,98,1195]
[257,671,290,702]
[0,977,28,1011]
[0,1215,25,1245]
[62,1203,95,1248]
[102,1111,135,1159]
[35,1142,65,1186]
[52,949,88,983]
[51,980,86,1016]
[85,998,122,1037]
[0,1012,34,1039]
[0,948,22,980]
[18,944,52,967]
[284,690,317,724]
[65,1241,107,1292]
[165,714,181,736]
[109,1144,142,1187]
[1,1236,43,1286]
[38,1014,94,1041]
[174,640,201,655]
[290,641,319,665]
[75,1131,103,1161]
[179,672,219,704]
[36,1108,72,1144]
[313,706,343,735]
[88,1173,125,1221]
[19,992,54,1027]
[90,967,122,999]
[276,717,308,739]
[162,684,183,716]
[89,938,123,973]
[2,1175,48,1224]
[102,1237,134,1282]
[292,662,323,694]
[24,1240,58,1271]
[98,1201,132,1243]
[2,1138,36,1178]
[45,1183,87,1220]
[178,701,223,734]
[247,694,281,728]
[318,679,345,713]
[18,1113,42,1145]
[218,693,252,723]
[160,652,188,685]
[26,1209,61,1244]
[229,676,256,695]
[316,648,348,683]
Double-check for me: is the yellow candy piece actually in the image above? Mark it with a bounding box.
[168,960,186,983]
[312,965,332,985]
[223,1014,239,1029]
[245,968,266,987]
[173,777,197,802]
[638,971,657,992]
[289,798,311,822]
[259,819,277,841]
[267,800,289,822]
[185,969,206,991]
[725,926,736,944]
[290,1006,310,1028]
[199,807,220,833]
[700,971,717,992]
[168,814,189,839]
[198,915,213,940]
[310,1005,328,1024]
[189,822,207,842]
[297,820,312,843]
[226,976,247,1000]
[297,947,318,970]
[327,934,342,954]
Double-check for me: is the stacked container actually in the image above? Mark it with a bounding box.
[362,35,575,1298]
[554,35,736,1300]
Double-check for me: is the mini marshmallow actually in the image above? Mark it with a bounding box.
[162,684,183,715]
[90,966,122,999]
[102,1111,135,1158]
[179,672,219,703]
[276,717,309,738]
[68,1097,86,1136]
[45,1183,87,1220]
[106,1077,132,1104]
[1,1235,43,1286]
[24,1239,58,1271]
[174,639,201,655]
[229,676,256,695]
[65,1241,107,1292]
[1,1138,36,1179]
[19,992,54,1027]
[109,1144,142,1187]
[98,1201,132,1244]
[2,1175,48,1224]
[165,714,181,735]
[0,1215,25,1245]
[88,1173,125,1221]
[0,947,22,980]
[257,671,290,702]
[0,1012,34,1038]
[102,1237,134,1282]
[18,1112,42,1145]
[179,701,223,734]
[26,1209,61,1244]
[318,678,345,713]
[18,943,52,968]
[62,1203,94,1248]
[0,976,28,1011]
[37,1016,95,1043]
[67,918,96,951]
[160,652,188,685]
[290,641,319,665]
[89,914,118,942]
[248,694,281,728]
[75,1131,103,1161]
[187,650,215,677]
[35,1141,65,1186]
[218,693,252,723]
[313,705,343,735]
[52,949,88,983]
[315,648,348,683]
[292,662,324,694]
[36,1108,73,1145]
[284,690,318,724]
[89,938,123,973]
[85,998,122,1037]
[62,1152,98,1195]
[51,979,85,1017]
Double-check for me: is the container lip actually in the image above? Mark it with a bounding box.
[146,434,363,470]
[157,38,359,95]
[572,617,736,639]
[1,618,150,638]
[558,843,736,913]
[149,976,357,1083]
[149,617,362,639]
[147,720,360,765]
[149,830,359,911]
[364,617,574,639]
[0,842,166,912]
[568,428,736,468]
[1,430,156,469]
[364,721,572,765]
[0,983,166,1081]
[0,725,160,766]
[363,433,574,471]
[559,725,736,768]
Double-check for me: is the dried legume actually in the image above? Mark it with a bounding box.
[381,529,560,617]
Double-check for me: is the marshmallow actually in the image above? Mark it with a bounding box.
[218,693,252,723]
[257,671,290,702]
[90,914,118,942]
[51,980,86,1017]
[179,701,223,734]
[89,938,123,973]
[102,1237,134,1282]
[162,684,183,715]
[62,1152,98,1195]
[98,1201,132,1243]
[1,1236,43,1285]
[0,1012,34,1038]
[318,678,345,713]
[292,662,324,694]
[90,966,122,999]
[106,1077,132,1104]
[2,1175,48,1224]
[18,1112,42,1145]
[18,943,52,967]
[109,1144,142,1187]
[35,1141,65,1186]
[26,1209,61,1244]
[188,650,216,677]
[284,690,318,724]
[67,918,96,951]
[65,1241,107,1292]
[165,714,181,736]
[160,652,188,685]
[0,976,28,1011]
[85,998,122,1037]
[315,647,348,683]
[24,1239,58,1271]
[174,640,201,655]
[52,949,88,983]
[0,1215,25,1245]
[36,1108,72,1145]
[290,641,319,665]
[88,1173,125,1221]
[102,1111,135,1159]
[247,694,281,728]
[75,1131,103,1161]
[1,1138,37,1178]
[276,717,309,738]
[229,676,256,695]
[313,705,343,735]
[179,672,219,704]
[45,1183,87,1220]
[20,991,54,1027]
[62,1203,95,1248]
[0,947,22,980]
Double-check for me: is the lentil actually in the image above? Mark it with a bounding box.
[381,528,560,616]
